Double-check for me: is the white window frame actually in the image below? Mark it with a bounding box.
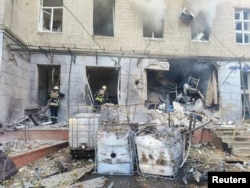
[39,0,63,33]
[235,9,250,44]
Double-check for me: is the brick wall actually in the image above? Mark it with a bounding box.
[1,0,250,59]
[0,129,69,143]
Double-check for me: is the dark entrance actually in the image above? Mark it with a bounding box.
[38,65,61,106]
[86,66,120,105]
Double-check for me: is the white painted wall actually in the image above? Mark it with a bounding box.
[0,34,30,125]
[218,62,242,123]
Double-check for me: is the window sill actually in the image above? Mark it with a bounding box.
[236,42,250,45]
[93,35,114,38]
[144,37,164,41]
[191,39,209,43]
[38,31,62,35]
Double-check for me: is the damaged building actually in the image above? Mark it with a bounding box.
[1,0,250,186]
[0,1,250,130]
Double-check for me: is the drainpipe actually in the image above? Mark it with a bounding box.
[126,58,131,123]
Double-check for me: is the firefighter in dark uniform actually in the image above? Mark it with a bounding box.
[93,85,108,112]
[47,86,65,124]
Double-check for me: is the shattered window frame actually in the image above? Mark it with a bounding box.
[143,20,164,39]
[235,9,250,44]
[93,0,115,37]
[39,0,63,33]
[191,12,209,42]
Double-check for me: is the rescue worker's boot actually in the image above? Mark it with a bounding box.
[51,118,55,124]
[54,119,57,124]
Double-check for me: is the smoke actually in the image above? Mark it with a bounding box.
[131,0,167,32]
[184,0,224,35]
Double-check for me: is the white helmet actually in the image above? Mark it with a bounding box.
[102,85,107,90]
[53,86,59,90]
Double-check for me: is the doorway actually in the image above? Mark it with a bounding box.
[38,65,61,106]
[86,66,120,105]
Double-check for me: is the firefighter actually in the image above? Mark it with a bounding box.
[93,85,108,112]
[47,86,65,124]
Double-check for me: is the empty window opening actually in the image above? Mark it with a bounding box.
[146,60,219,111]
[191,12,209,41]
[235,9,250,44]
[38,65,61,106]
[86,67,119,105]
[93,0,115,36]
[40,0,63,33]
[143,20,164,39]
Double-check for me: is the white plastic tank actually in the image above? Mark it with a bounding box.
[95,125,134,175]
[69,113,100,149]
[134,127,183,177]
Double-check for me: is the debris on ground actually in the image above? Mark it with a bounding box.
[1,138,250,188]
[37,163,95,187]
[68,176,108,188]
[0,87,250,187]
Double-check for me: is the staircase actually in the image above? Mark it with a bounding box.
[214,124,250,158]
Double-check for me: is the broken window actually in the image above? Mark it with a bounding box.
[93,0,115,36]
[191,12,209,41]
[235,9,250,44]
[146,61,219,111]
[40,0,63,33]
[143,20,164,39]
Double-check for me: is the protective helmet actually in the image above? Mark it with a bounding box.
[102,85,107,90]
[53,86,59,90]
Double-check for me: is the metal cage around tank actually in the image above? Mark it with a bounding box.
[69,113,101,159]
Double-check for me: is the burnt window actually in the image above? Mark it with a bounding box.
[94,0,115,36]
[191,12,209,41]
[143,20,164,39]
[40,0,63,33]
[235,9,250,44]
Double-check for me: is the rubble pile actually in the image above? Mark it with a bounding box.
[1,140,250,187]
[0,147,95,188]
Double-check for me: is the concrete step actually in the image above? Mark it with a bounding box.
[215,125,248,131]
[232,148,250,157]
[215,128,248,133]
[227,141,250,148]
[216,131,241,137]
[214,124,250,157]
[221,136,250,143]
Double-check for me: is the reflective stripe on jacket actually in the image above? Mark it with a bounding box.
[49,91,60,107]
